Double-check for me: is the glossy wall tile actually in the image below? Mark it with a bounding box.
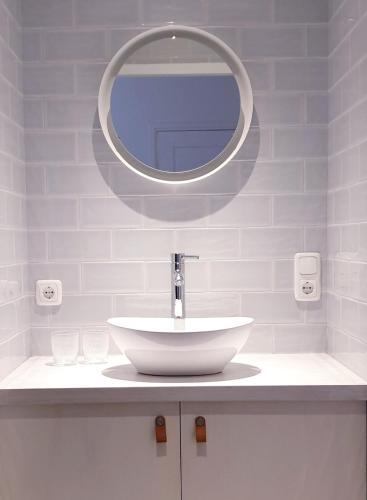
[20,0,329,355]
[0,0,30,379]
[327,0,367,379]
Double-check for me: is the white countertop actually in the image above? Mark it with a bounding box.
[0,353,366,405]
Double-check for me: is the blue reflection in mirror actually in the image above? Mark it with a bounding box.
[110,74,240,173]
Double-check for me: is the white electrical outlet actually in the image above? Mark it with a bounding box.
[294,253,321,302]
[36,280,62,306]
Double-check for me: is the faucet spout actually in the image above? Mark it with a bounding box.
[171,253,199,319]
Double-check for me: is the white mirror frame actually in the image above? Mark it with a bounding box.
[98,25,253,184]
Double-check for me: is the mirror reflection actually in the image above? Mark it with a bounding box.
[110,36,241,173]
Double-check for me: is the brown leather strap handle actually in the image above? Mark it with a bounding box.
[155,415,167,443]
[195,416,207,443]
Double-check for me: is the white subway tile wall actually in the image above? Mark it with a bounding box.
[20,0,329,356]
[327,0,367,379]
[0,0,30,379]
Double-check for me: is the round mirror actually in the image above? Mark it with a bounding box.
[99,25,253,184]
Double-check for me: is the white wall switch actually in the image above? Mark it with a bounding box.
[36,280,62,306]
[294,252,321,302]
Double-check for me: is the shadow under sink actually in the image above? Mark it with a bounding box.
[102,362,261,384]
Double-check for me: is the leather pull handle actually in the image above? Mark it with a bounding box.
[155,416,167,443]
[195,416,207,443]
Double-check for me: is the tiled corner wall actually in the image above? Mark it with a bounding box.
[0,0,30,379]
[327,0,367,378]
[22,0,329,355]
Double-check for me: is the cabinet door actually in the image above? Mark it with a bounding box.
[0,403,181,500]
[181,401,366,500]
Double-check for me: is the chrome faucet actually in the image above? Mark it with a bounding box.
[171,253,199,319]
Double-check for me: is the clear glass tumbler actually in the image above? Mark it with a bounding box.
[51,330,79,366]
[82,328,109,364]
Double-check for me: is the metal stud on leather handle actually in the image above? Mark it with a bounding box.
[195,416,207,443]
[155,416,167,443]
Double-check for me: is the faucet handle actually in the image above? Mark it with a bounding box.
[172,253,199,272]
[183,254,199,260]
[172,253,199,265]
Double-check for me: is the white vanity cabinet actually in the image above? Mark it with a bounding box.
[180,402,366,500]
[0,401,365,500]
[0,403,181,500]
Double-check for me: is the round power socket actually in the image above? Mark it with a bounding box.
[302,282,314,295]
[36,280,62,306]
[42,286,56,300]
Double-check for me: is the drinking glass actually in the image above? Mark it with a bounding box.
[51,330,79,366]
[82,329,109,364]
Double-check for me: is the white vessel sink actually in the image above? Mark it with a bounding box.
[107,317,254,376]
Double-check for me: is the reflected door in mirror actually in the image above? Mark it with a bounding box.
[111,72,240,172]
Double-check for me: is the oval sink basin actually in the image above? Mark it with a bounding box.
[107,317,254,376]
